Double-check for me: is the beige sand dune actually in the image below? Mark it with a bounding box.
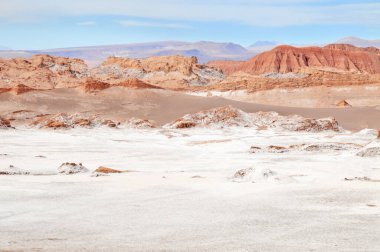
[1,87,379,131]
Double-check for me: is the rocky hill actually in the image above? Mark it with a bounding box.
[90,55,224,89]
[0,54,88,90]
[208,44,380,75]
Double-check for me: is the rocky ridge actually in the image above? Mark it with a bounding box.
[208,44,380,75]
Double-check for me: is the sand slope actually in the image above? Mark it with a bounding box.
[1,88,379,130]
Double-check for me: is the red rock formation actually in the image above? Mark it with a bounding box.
[82,79,110,93]
[0,84,35,95]
[208,44,380,75]
[115,78,161,89]
[202,68,380,93]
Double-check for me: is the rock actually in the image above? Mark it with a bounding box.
[357,147,380,157]
[251,111,341,132]
[267,145,288,153]
[125,118,155,129]
[166,106,341,132]
[232,167,277,183]
[336,100,352,108]
[90,55,224,89]
[249,146,262,153]
[31,113,120,129]
[82,79,110,93]
[0,55,88,90]
[94,166,123,174]
[378,131,380,139]
[58,162,88,175]
[168,120,197,129]
[302,143,362,152]
[165,106,254,129]
[0,117,12,129]
[0,165,30,175]
[115,78,161,89]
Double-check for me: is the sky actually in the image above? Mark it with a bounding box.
[0,0,379,50]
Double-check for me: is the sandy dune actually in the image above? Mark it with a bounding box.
[1,88,379,131]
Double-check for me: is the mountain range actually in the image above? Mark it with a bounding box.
[0,37,379,67]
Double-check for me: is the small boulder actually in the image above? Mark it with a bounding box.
[58,162,88,175]
[0,117,12,129]
[94,166,123,174]
[336,100,352,108]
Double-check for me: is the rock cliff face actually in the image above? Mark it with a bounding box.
[205,68,380,92]
[208,44,380,75]
[0,55,88,89]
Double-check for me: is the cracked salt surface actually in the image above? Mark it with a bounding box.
[0,127,379,251]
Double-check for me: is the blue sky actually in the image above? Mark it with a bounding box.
[0,0,379,49]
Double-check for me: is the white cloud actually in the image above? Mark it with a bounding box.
[0,0,379,26]
[118,20,190,29]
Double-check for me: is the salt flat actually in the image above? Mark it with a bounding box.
[0,128,379,251]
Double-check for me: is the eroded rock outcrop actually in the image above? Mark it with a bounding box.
[165,106,340,132]
[0,55,88,89]
[165,106,255,129]
[209,44,380,75]
[82,79,110,93]
[91,55,224,89]
[31,113,119,129]
[124,118,155,129]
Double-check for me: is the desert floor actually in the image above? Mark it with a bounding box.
[1,127,379,251]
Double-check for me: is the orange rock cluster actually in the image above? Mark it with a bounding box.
[1,44,380,94]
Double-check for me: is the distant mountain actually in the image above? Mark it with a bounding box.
[336,37,380,49]
[0,41,255,66]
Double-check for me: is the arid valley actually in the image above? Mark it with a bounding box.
[1,1,380,251]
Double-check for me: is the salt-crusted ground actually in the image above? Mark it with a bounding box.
[0,127,379,251]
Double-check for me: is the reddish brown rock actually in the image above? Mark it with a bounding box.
[208,44,380,75]
[82,79,110,93]
[31,113,119,129]
[0,84,35,95]
[115,78,161,89]
[0,117,12,128]
[95,166,123,174]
